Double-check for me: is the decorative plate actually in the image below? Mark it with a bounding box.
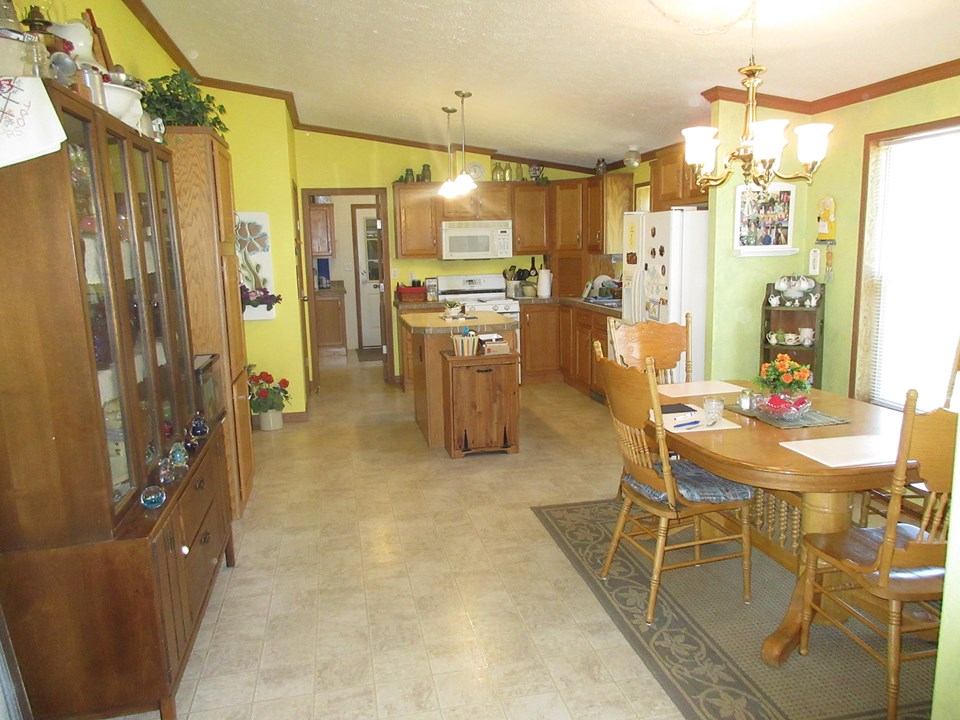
[467,162,484,180]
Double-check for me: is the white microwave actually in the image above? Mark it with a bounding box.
[441,220,513,260]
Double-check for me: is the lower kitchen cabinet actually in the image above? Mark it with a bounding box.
[520,304,561,383]
[313,290,347,349]
[559,305,573,377]
[562,306,612,399]
[397,306,440,390]
[442,351,520,458]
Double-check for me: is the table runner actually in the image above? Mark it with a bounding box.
[725,403,851,430]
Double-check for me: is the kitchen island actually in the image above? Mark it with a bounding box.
[400,311,519,448]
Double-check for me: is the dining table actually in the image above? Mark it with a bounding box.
[652,380,907,667]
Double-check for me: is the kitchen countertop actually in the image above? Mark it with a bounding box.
[316,280,346,295]
[516,296,622,318]
[399,310,519,334]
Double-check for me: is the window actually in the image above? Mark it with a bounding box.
[855,122,960,410]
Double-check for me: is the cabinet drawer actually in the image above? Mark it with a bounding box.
[179,448,218,545]
[183,499,226,621]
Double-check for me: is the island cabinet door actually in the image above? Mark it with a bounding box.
[443,354,519,457]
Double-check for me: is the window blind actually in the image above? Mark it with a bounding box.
[857,127,960,410]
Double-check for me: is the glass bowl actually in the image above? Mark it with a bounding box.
[755,394,811,422]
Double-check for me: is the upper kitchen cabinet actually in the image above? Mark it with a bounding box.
[0,82,233,720]
[512,183,549,254]
[308,202,335,257]
[553,180,583,250]
[596,174,634,254]
[167,127,254,517]
[441,182,512,220]
[394,182,439,258]
[650,142,708,212]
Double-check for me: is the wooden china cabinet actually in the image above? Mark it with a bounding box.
[0,82,233,720]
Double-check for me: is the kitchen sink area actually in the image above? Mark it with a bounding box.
[582,296,622,309]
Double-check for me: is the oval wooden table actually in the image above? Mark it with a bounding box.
[654,382,905,667]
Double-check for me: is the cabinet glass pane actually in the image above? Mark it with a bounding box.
[154,156,195,425]
[63,113,135,508]
[132,145,180,455]
[106,133,161,474]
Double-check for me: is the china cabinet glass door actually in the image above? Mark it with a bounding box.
[62,112,136,509]
[105,130,162,478]
[154,154,195,425]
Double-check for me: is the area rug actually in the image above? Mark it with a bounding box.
[533,499,935,720]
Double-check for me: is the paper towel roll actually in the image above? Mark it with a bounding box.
[536,269,552,298]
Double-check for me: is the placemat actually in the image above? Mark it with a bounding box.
[780,435,895,467]
[725,403,851,429]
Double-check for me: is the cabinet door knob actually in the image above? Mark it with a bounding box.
[181,545,190,556]
[200,531,211,545]
[195,477,206,491]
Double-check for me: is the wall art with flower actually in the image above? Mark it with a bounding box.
[236,212,280,320]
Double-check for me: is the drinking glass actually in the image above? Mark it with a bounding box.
[703,396,725,426]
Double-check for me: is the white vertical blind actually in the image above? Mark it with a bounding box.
[858,127,960,410]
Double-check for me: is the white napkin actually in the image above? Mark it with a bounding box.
[0,77,66,168]
[658,405,742,433]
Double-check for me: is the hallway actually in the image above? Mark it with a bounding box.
[136,357,684,720]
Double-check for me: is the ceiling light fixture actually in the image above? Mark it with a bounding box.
[623,146,641,169]
[453,90,477,195]
[438,106,459,199]
[681,4,832,191]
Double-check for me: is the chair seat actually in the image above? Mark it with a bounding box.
[805,524,946,601]
[624,460,755,505]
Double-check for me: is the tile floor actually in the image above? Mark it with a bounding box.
[121,355,685,720]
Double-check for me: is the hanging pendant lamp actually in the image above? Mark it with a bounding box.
[453,90,477,194]
[437,106,459,198]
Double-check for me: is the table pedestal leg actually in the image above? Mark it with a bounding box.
[762,491,851,666]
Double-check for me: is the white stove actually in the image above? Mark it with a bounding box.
[436,274,520,317]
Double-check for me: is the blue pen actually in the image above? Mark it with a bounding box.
[675,420,700,428]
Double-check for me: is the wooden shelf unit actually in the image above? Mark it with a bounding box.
[760,282,826,389]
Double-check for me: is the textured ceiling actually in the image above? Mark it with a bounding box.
[142,0,960,169]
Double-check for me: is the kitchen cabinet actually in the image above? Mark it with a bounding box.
[314,289,347,349]
[650,143,708,212]
[760,283,825,389]
[598,174,635,254]
[441,182,512,220]
[442,351,520,458]
[520,303,561,383]
[168,127,254,518]
[554,180,583,250]
[585,177,604,252]
[559,305,574,377]
[512,183,549,253]
[397,306,439,391]
[574,310,594,393]
[308,202,335,257]
[590,311,609,396]
[394,183,439,258]
[0,83,234,720]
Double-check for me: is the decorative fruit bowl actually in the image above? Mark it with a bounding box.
[755,394,811,422]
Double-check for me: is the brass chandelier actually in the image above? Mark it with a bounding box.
[682,56,832,191]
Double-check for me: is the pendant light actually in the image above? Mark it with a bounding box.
[453,90,477,194]
[437,106,459,198]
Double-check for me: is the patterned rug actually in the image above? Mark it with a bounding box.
[533,499,935,720]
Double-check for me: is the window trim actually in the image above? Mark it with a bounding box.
[848,114,960,399]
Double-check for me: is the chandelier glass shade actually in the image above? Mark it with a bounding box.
[682,58,832,190]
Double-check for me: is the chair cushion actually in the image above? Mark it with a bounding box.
[624,460,755,504]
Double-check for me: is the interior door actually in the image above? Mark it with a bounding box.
[353,204,383,350]
[291,182,312,393]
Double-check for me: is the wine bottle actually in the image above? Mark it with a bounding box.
[528,257,537,277]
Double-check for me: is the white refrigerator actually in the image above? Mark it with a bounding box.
[621,209,708,381]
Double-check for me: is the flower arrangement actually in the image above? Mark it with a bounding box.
[756,353,812,396]
[246,365,291,414]
[241,284,283,311]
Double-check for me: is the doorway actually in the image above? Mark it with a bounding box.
[301,187,395,385]
[351,203,384,357]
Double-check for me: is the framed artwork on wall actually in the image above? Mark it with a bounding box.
[733,182,799,256]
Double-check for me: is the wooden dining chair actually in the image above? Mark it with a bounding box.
[594,342,754,624]
[859,336,960,527]
[606,312,693,382]
[800,388,956,720]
